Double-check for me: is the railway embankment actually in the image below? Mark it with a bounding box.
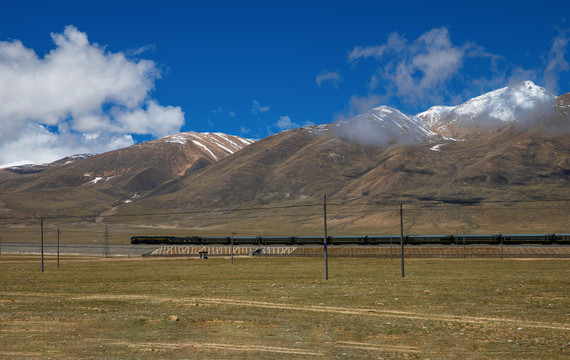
[145,245,570,258]
[2,243,569,258]
[0,243,162,257]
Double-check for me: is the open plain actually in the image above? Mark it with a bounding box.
[1,255,568,359]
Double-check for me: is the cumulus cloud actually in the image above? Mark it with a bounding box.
[344,27,526,113]
[276,115,295,130]
[0,25,184,167]
[346,26,570,116]
[275,115,313,131]
[349,28,469,105]
[251,100,270,114]
[315,70,343,88]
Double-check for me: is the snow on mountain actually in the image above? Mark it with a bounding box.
[333,105,437,146]
[433,81,556,133]
[452,81,554,121]
[305,80,561,146]
[141,132,254,162]
[416,105,456,127]
[1,154,95,172]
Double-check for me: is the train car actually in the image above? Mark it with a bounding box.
[171,236,202,245]
[260,236,296,245]
[554,234,570,245]
[367,236,400,245]
[407,235,453,245]
[329,236,367,245]
[201,236,231,245]
[500,234,555,245]
[451,234,501,245]
[130,236,176,244]
[295,236,326,245]
[232,236,262,245]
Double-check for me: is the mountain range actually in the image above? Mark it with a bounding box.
[0,81,568,235]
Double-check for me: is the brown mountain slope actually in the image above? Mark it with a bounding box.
[0,132,252,217]
[117,125,569,234]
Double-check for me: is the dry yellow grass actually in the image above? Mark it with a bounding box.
[1,255,568,359]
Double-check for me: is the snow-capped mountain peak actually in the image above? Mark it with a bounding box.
[449,80,555,123]
[332,105,437,146]
[307,80,562,146]
[415,80,557,136]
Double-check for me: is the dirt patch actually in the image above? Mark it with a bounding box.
[185,297,570,331]
[336,341,421,353]
[116,340,325,356]
[7,291,568,331]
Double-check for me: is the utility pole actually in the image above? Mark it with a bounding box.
[456,229,459,258]
[400,204,404,278]
[463,231,466,259]
[104,225,110,258]
[390,236,393,261]
[231,232,235,264]
[323,195,328,280]
[500,236,504,260]
[41,217,44,273]
[57,228,60,269]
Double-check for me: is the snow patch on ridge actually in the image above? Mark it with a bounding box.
[192,140,218,160]
[417,105,456,127]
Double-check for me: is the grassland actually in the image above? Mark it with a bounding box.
[1,255,568,359]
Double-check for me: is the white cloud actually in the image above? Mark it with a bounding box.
[544,29,569,93]
[0,25,185,167]
[316,70,343,88]
[333,93,389,123]
[388,28,467,103]
[251,100,270,114]
[126,44,156,56]
[212,106,237,118]
[346,26,570,114]
[276,115,295,130]
[348,44,387,62]
[114,100,185,136]
[347,28,478,107]
[275,115,313,131]
[348,94,386,115]
[347,32,405,63]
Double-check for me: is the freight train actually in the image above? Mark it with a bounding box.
[131,233,570,246]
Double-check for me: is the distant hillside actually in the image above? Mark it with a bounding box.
[0,132,253,217]
[118,124,569,234]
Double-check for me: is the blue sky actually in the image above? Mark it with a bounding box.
[0,0,569,166]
